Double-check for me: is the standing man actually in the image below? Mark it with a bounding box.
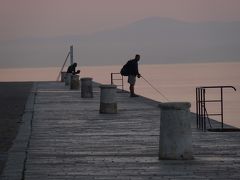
[121,54,141,97]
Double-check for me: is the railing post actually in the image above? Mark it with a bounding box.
[195,88,198,128]
[199,88,203,130]
[198,88,201,129]
[196,88,199,128]
[110,73,124,91]
[197,88,201,128]
[111,73,113,85]
[221,87,224,129]
[203,89,206,131]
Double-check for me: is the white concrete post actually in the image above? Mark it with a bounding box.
[99,85,117,114]
[159,102,193,160]
[81,78,93,98]
[65,73,72,86]
[70,45,73,65]
[70,75,80,90]
[61,72,67,82]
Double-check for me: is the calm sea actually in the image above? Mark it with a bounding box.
[1,62,239,128]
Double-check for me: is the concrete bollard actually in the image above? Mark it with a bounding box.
[81,78,93,98]
[70,75,80,90]
[159,102,193,160]
[99,85,117,114]
[65,73,72,86]
[60,71,67,82]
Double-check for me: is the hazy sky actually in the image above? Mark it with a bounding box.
[1,0,240,40]
[0,0,240,68]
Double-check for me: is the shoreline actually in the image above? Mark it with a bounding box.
[0,82,33,174]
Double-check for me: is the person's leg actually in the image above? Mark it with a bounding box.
[130,84,134,96]
[128,76,138,97]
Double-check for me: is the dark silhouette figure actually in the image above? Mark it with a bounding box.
[67,63,80,75]
[121,54,141,97]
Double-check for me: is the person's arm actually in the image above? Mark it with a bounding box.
[67,66,71,73]
[135,61,141,77]
[75,70,80,74]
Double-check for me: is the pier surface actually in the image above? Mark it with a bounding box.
[1,81,240,179]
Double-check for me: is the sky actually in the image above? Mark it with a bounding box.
[1,0,240,68]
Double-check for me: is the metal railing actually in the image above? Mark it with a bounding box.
[196,86,236,131]
[110,73,124,91]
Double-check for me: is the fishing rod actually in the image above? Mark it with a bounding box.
[141,75,170,102]
[56,52,70,81]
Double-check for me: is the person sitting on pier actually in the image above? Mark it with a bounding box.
[67,63,80,75]
[121,54,141,97]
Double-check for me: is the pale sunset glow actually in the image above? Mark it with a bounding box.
[0,0,240,68]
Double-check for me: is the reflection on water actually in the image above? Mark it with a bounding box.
[0,63,239,128]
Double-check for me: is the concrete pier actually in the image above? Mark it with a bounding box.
[159,102,192,160]
[1,81,240,180]
[70,75,80,90]
[81,77,93,98]
[99,84,117,114]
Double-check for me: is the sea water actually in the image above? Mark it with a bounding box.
[0,62,239,128]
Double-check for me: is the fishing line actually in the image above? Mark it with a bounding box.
[141,75,170,102]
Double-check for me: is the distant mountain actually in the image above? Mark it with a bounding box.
[78,17,240,65]
[1,17,240,68]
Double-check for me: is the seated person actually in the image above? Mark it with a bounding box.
[67,63,80,75]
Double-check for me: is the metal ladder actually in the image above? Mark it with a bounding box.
[110,73,124,91]
[196,86,236,131]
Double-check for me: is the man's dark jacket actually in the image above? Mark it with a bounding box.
[122,59,139,76]
[67,64,76,74]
